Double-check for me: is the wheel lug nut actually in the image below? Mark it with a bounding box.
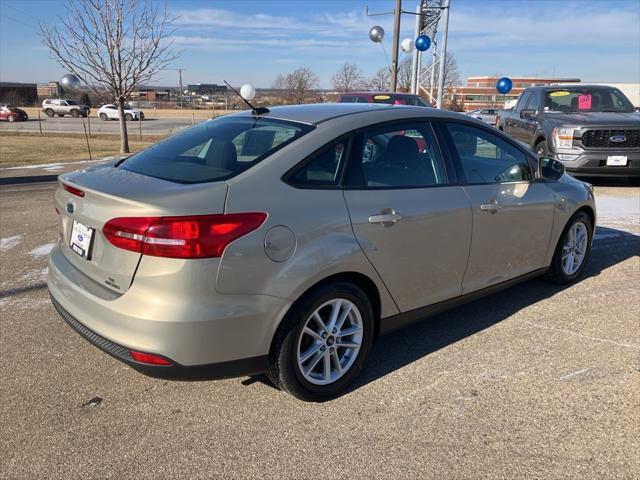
[320,345,326,351]
[322,332,327,339]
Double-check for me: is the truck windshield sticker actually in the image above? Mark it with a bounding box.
[374,95,391,100]
[578,93,592,110]
[549,91,570,97]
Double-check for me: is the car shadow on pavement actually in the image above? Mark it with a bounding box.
[346,225,639,396]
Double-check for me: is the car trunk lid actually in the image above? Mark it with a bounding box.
[55,164,228,294]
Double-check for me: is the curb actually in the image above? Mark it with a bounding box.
[0,175,59,185]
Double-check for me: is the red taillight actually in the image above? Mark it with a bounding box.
[63,183,85,197]
[129,350,172,366]
[103,213,267,259]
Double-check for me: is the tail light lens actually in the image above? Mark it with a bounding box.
[63,183,85,197]
[103,213,267,259]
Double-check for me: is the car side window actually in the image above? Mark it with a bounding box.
[287,139,349,187]
[446,123,532,184]
[515,92,530,113]
[346,121,448,188]
[524,91,541,112]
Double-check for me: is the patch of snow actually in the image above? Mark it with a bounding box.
[1,235,23,251]
[29,243,55,257]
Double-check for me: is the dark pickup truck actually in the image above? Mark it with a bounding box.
[496,85,640,182]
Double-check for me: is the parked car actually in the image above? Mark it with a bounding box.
[496,85,640,183]
[465,108,499,125]
[48,103,595,401]
[0,104,28,122]
[42,99,90,118]
[337,92,430,107]
[97,104,145,121]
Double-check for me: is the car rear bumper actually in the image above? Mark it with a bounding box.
[47,243,290,373]
[554,150,640,177]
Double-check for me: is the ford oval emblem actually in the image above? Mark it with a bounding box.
[66,202,75,214]
[610,135,627,143]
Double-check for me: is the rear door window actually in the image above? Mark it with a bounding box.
[122,117,313,183]
[345,121,448,188]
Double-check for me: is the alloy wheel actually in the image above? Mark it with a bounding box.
[296,298,363,386]
[562,221,588,275]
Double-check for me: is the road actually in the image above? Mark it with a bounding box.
[0,115,204,136]
[0,181,638,479]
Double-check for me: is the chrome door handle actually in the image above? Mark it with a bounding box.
[480,200,502,212]
[369,209,402,227]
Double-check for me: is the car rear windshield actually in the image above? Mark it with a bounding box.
[544,88,634,113]
[371,94,429,107]
[121,116,314,183]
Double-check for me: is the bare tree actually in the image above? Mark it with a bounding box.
[273,68,319,104]
[39,0,179,153]
[368,68,390,92]
[331,63,365,93]
[420,52,461,98]
[2,90,24,106]
[397,57,413,92]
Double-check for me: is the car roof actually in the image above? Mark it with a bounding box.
[526,84,619,91]
[231,102,466,125]
[341,91,421,97]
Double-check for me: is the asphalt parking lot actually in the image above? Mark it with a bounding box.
[1,179,638,479]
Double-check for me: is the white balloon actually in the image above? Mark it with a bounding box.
[240,84,256,101]
[401,38,414,53]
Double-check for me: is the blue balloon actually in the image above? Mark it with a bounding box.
[496,77,513,94]
[415,35,431,52]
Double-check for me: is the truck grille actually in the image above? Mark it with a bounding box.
[581,129,640,148]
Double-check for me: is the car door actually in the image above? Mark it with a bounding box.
[507,92,531,140]
[107,105,118,119]
[442,121,555,293]
[520,91,542,146]
[343,120,472,312]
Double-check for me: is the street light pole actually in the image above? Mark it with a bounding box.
[389,0,402,92]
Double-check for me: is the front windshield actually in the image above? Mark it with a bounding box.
[544,88,634,113]
[122,116,313,183]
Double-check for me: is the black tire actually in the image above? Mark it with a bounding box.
[545,211,593,285]
[536,140,549,156]
[45,109,54,117]
[629,177,640,187]
[99,113,108,121]
[70,110,79,118]
[125,113,133,121]
[267,281,374,401]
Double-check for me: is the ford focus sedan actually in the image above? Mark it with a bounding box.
[48,103,596,401]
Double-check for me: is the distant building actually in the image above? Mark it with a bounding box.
[37,81,63,98]
[186,84,227,96]
[0,82,38,105]
[450,76,581,111]
[130,86,173,101]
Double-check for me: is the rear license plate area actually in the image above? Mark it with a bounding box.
[70,220,94,260]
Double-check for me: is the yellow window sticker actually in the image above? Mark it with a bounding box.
[373,95,391,100]
[549,91,570,97]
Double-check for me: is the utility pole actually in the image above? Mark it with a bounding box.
[177,68,184,108]
[410,3,421,94]
[389,0,402,92]
[435,0,450,108]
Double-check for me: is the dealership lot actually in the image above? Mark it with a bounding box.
[0,180,638,479]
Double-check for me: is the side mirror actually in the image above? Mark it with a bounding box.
[537,157,565,180]
[520,109,536,119]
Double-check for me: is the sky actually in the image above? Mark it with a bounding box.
[1,0,639,89]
